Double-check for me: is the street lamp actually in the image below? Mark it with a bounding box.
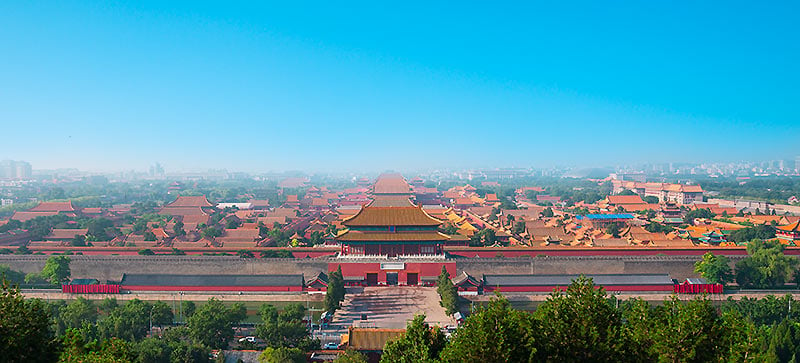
[149,305,155,336]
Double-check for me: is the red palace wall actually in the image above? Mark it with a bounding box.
[445,247,757,258]
[483,284,674,293]
[674,283,723,294]
[122,285,303,292]
[62,284,121,294]
[329,261,456,286]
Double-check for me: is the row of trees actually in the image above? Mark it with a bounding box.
[0,276,326,363]
[694,239,799,288]
[436,267,459,315]
[382,276,800,362]
[324,266,345,313]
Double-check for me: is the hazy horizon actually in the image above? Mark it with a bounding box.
[2,2,798,172]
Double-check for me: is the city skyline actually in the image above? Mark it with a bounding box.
[1,2,798,171]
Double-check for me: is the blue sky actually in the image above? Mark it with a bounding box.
[1,1,798,172]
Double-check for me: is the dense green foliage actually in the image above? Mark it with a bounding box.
[699,177,800,204]
[439,294,536,362]
[324,265,345,313]
[0,279,59,361]
[694,251,733,285]
[259,347,305,363]
[256,303,318,351]
[735,240,798,288]
[685,208,715,222]
[436,267,459,315]
[381,314,447,363]
[187,298,246,349]
[728,224,777,243]
[388,276,800,363]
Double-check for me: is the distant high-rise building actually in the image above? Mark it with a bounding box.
[0,160,32,179]
[149,162,165,177]
[796,156,800,173]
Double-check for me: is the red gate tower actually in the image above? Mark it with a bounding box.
[336,174,450,257]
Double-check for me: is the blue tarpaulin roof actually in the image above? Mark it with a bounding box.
[577,214,634,220]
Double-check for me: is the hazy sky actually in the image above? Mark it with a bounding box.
[1,1,798,172]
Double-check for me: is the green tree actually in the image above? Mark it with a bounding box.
[187,298,245,349]
[41,255,71,285]
[717,310,768,362]
[637,296,727,362]
[325,266,345,313]
[70,234,87,247]
[259,347,305,363]
[685,208,715,222]
[380,314,446,363]
[694,252,733,285]
[59,330,135,363]
[605,222,622,238]
[137,248,155,255]
[643,196,659,204]
[150,300,174,326]
[736,240,798,288]
[181,300,196,319]
[143,231,157,241]
[55,297,98,335]
[440,294,537,363]
[87,218,117,241]
[728,225,777,243]
[173,220,186,236]
[513,221,526,234]
[533,275,642,362]
[435,266,459,315]
[98,299,151,341]
[0,279,59,362]
[0,264,26,285]
[440,223,458,235]
[256,303,318,351]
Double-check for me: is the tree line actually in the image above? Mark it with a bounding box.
[383,276,800,363]
[0,277,323,363]
[694,239,798,288]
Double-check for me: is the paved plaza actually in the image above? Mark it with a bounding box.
[332,286,454,329]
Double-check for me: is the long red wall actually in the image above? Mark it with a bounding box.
[445,247,762,258]
[122,285,303,292]
[483,284,674,293]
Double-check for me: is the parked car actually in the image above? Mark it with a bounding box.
[324,342,340,350]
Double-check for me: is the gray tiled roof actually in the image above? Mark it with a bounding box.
[483,274,673,287]
[121,274,304,287]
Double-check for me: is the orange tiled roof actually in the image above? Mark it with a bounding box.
[343,205,442,227]
[47,229,88,240]
[619,204,659,212]
[221,228,260,240]
[11,211,59,222]
[777,221,800,232]
[337,230,450,242]
[161,207,208,216]
[28,201,76,212]
[373,174,411,195]
[165,196,212,208]
[607,195,645,205]
[347,328,405,351]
